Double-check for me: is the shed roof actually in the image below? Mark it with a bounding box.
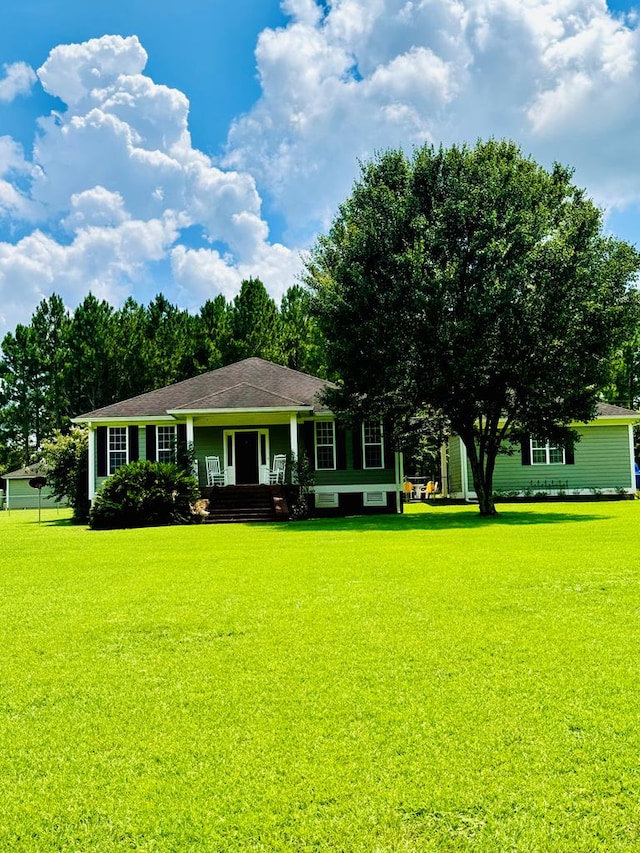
[3,464,47,480]
[595,402,638,418]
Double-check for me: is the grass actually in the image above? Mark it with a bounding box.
[1,501,640,851]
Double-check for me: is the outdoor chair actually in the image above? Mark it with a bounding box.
[205,455,225,487]
[269,454,286,485]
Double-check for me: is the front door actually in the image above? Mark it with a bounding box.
[235,431,259,484]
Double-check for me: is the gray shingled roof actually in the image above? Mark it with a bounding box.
[596,402,638,418]
[75,358,334,420]
[3,463,47,480]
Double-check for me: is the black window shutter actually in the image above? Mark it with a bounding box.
[177,423,187,451]
[128,426,139,462]
[146,425,157,462]
[565,441,575,465]
[336,422,347,470]
[97,427,107,477]
[383,419,393,469]
[352,422,363,470]
[303,421,315,470]
[521,436,531,466]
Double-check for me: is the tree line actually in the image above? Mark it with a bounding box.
[0,278,327,472]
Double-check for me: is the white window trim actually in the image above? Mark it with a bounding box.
[108,426,128,475]
[530,437,566,465]
[156,425,177,464]
[315,420,336,471]
[362,420,385,469]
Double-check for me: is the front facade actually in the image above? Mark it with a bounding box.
[73,358,403,515]
[449,404,638,499]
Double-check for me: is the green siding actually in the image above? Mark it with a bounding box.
[6,479,65,509]
[449,438,463,494]
[312,424,395,487]
[483,424,633,493]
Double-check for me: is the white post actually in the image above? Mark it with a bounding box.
[629,424,636,492]
[88,423,96,501]
[289,414,299,459]
[460,438,469,501]
[186,416,194,447]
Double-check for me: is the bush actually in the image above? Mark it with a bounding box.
[41,426,89,522]
[90,461,200,529]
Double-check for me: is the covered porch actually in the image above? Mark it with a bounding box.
[186,410,303,489]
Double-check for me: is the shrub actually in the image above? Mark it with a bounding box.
[90,461,199,529]
[41,426,89,522]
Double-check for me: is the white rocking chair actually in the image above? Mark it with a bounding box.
[205,455,225,487]
[269,454,287,485]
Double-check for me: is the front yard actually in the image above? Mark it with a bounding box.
[1,502,640,851]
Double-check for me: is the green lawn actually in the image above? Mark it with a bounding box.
[2,502,640,851]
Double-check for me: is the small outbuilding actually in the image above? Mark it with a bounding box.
[2,465,66,510]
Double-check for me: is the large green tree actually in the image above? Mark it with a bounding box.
[226,278,283,363]
[307,140,640,516]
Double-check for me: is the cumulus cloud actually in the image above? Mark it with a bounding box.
[171,241,303,309]
[0,61,37,103]
[0,214,179,328]
[0,34,304,332]
[3,5,640,332]
[225,0,640,237]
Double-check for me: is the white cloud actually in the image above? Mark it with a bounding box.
[4,5,640,332]
[61,186,131,231]
[0,34,304,333]
[0,62,36,103]
[37,35,148,106]
[225,0,640,235]
[0,214,179,327]
[171,241,304,308]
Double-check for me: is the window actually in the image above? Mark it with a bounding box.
[315,421,336,470]
[108,427,128,474]
[363,420,384,469]
[531,437,565,465]
[156,425,176,464]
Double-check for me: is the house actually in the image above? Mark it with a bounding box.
[1,464,66,510]
[72,358,403,516]
[448,403,638,499]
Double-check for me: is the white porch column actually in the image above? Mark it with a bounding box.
[88,423,96,502]
[289,414,299,459]
[460,439,469,501]
[186,416,194,447]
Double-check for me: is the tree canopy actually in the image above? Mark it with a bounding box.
[307,139,640,515]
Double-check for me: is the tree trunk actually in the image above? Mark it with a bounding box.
[464,437,498,517]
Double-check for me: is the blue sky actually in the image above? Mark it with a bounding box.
[0,0,639,333]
